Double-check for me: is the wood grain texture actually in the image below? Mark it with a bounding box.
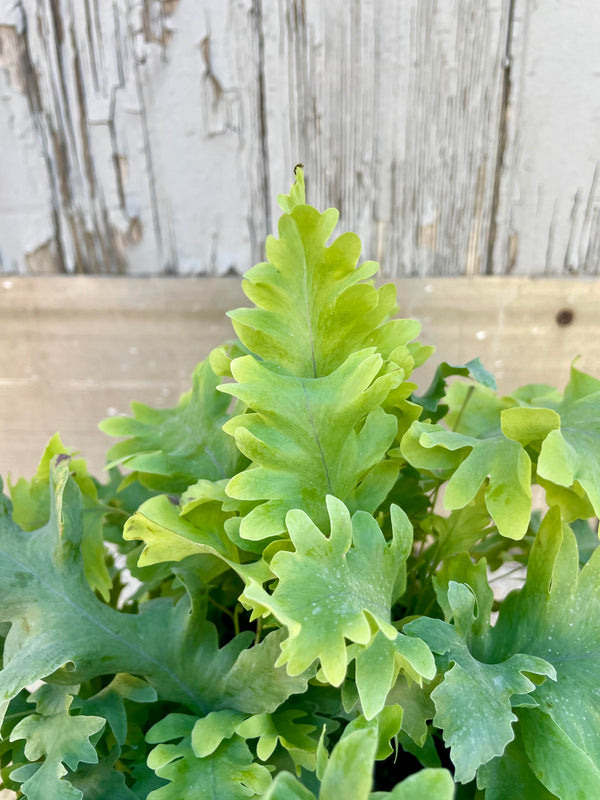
[493,0,600,275]
[0,1,598,276]
[262,0,510,277]
[0,0,264,275]
[1,276,599,479]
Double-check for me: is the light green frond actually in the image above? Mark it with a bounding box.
[243,497,412,686]
[220,350,402,540]
[228,168,426,380]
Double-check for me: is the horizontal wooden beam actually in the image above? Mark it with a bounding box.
[1,277,599,480]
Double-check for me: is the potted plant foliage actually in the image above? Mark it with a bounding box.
[0,168,598,799]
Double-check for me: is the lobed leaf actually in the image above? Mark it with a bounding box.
[401,422,532,540]
[191,706,318,769]
[404,365,600,543]
[484,507,600,797]
[243,497,412,686]
[229,166,424,380]
[123,490,240,580]
[220,349,402,540]
[0,459,301,719]
[521,366,600,518]
[8,433,112,600]
[10,690,105,800]
[406,582,555,783]
[146,714,271,800]
[100,360,242,493]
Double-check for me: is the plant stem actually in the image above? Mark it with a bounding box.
[207,596,235,621]
[488,564,526,583]
[452,384,475,432]
[254,616,263,646]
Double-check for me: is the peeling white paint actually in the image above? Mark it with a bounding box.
[0,1,598,276]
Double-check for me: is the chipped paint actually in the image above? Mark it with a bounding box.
[0,1,598,275]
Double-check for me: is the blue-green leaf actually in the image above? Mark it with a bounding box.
[406,583,554,783]
[146,714,271,799]
[100,360,242,492]
[10,690,105,800]
[485,507,600,797]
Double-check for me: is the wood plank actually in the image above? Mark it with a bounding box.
[0,0,512,277]
[262,0,511,277]
[493,0,600,275]
[1,276,599,481]
[0,1,598,278]
[0,0,263,275]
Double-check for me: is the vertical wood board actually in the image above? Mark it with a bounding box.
[0,0,265,275]
[493,0,600,275]
[0,1,598,276]
[260,0,511,276]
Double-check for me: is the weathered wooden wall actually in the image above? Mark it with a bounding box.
[0,0,598,277]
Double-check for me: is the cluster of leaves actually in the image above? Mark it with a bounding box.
[1,168,599,799]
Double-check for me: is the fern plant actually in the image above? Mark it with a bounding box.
[0,168,599,799]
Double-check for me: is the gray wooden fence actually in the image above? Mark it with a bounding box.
[1,0,599,277]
